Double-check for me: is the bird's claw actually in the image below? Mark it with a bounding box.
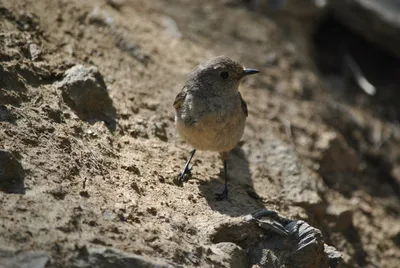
[176,165,192,185]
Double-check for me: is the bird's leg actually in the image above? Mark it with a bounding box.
[215,152,229,200]
[177,149,196,184]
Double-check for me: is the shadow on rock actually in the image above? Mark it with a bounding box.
[199,145,264,217]
[0,149,25,194]
[57,65,117,131]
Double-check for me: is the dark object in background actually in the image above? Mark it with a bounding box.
[330,0,400,59]
[313,15,400,122]
[248,0,400,59]
[246,0,400,122]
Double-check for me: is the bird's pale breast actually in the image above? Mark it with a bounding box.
[175,93,246,152]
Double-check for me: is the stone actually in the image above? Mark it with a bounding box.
[211,208,343,268]
[0,149,25,194]
[57,65,116,127]
[0,248,50,268]
[286,220,325,266]
[246,209,290,236]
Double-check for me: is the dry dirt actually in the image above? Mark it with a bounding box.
[1,0,400,267]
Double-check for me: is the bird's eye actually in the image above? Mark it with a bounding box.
[220,71,229,80]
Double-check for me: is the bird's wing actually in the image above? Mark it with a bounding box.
[238,91,248,117]
[173,86,187,110]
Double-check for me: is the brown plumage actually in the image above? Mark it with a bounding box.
[173,56,259,200]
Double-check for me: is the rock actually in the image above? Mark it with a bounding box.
[0,149,25,194]
[0,248,50,268]
[246,209,290,236]
[330,0,400,58]
[57,65,116,127]
[211,208,343,268]
[246,210,327,267]
[71,246,179,268]
[285,220,325,266]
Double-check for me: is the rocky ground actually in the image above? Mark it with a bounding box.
[1,0,400,267]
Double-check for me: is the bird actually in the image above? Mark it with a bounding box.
[173,56,259,200]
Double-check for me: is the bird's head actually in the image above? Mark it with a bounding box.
[187,56,259,95]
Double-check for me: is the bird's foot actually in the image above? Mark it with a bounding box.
[215,188,228,201]
[176,165,192,185]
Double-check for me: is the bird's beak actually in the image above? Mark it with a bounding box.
[242,68,260,76]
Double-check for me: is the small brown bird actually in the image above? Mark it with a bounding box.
[173,56,259,200]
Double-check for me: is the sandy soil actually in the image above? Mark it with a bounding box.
[1,0,400,267]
